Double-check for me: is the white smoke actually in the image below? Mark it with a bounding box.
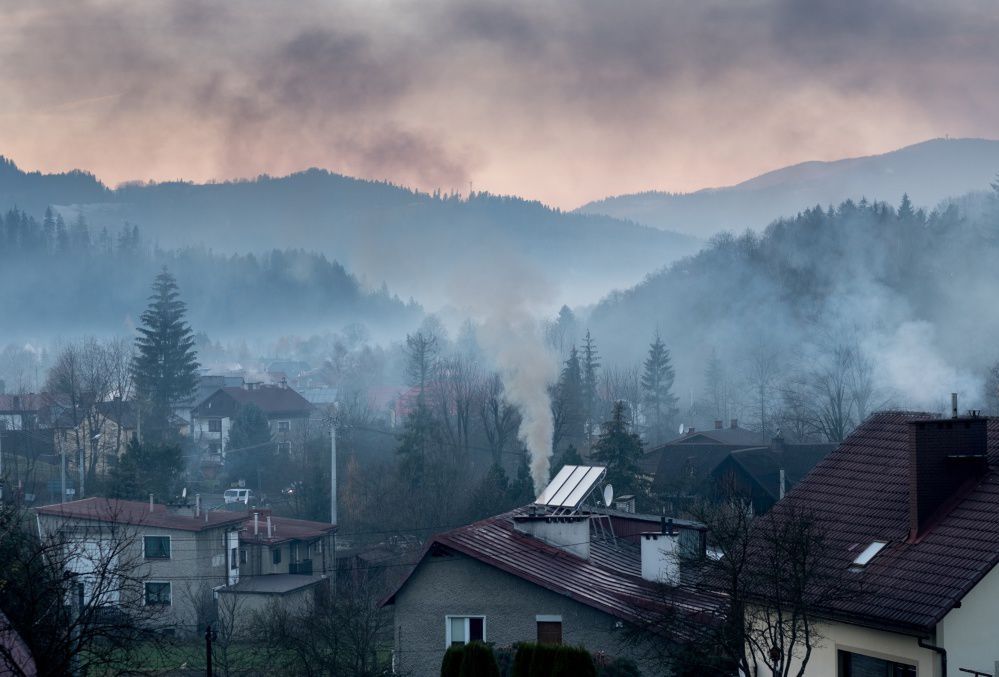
[444,252,560,493]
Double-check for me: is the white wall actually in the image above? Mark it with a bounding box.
[938,562,999,675]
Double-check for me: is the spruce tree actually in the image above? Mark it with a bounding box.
[580,330,600,441]
[552,347,585,453]
[641,331,678,444]
[226,403,275,489]
[132,268,200,440]
[591,401,644,497]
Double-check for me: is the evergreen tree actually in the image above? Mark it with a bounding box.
[396,404,437,487]
[42,207,56,252]
[132,268,200,440]
[897,193,915,221]
[549,443,583,480]
[508,451,536,504]
[591,401,644,497]
[55,213,69,253]
[580,330,600,441]
[641,330,678,444]
[225,403,276,490]
[551,347,585,453]
[109,435,183,500]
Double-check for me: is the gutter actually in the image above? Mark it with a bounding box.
[917,638,946,677]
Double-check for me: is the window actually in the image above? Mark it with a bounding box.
[144,536,170,559]
[144,582,171,606]
[445,616,485,647]
[278,442,291,454]
[838,650,916,677]
[230,548,238,570]
[851,541,887,569]
[239,549,247,565]
[536,615,562,645]
[272,548,282,565]
[208,418,222,433]
[277,420,290,433]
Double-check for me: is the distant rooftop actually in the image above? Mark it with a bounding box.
[36,497,246,532]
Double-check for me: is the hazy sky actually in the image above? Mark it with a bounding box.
[2,0,998,208]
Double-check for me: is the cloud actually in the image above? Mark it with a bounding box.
[1,0,997,206]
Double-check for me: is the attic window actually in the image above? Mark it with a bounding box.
[851,541,887,568]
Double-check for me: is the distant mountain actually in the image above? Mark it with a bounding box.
[578,138,999,237]
[0,159,701,309]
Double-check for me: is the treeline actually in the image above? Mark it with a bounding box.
[589,188,999,438]
[0,207,422,338]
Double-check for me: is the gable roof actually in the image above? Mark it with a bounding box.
[239,514,336,546]
[668,426,765,447]
[382,507,722,626]
[192,385,313,418]
[651,443,748,494]
[36,498,246,532]
[718,443,835,501]
[760,411,999,635]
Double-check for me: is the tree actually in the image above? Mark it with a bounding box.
[109,436,183,500]
[479,374,520,466]
[549,443,582,479]
[590,401,644,497]
[580,330,600,443]
[225,404,276,490]
[641,331,678,444]
[404,330,439,406]
[897,192,915,221]
[702,349,731,424]
[131,269,199,441]
[550,347,584,454]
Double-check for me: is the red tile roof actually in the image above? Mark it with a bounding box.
[760,411,999,634]
[383,507,722,626]
[239,514,335,545]
[36,498,246,532]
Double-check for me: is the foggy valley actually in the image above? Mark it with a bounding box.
[3,2,999,676]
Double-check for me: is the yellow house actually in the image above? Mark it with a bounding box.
[749,408,999,676]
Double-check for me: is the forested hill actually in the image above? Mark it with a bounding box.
[587,191,999,410]
[0,158,701,307]
[578,138,999,238]
[0,208,421,341]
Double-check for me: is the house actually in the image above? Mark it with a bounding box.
[173,374,245,427]
[190,381,313,458]
[216,510,336,628]
[35,498,246,634]
[650,427,833,514]
[752,407,999,675]
[383,490,719,676]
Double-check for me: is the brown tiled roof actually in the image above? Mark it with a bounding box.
[239,514,335,545]
[382,507,722,625]
[761,411,999,635]
[36,498,246,532]
[193,385,313,418]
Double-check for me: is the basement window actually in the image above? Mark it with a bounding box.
[851,541,887,569]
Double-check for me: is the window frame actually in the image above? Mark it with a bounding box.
[277,420,290,433]
[837,648,917,677]
[143,535,171,560]
[208,418,222,433]
[144,581,172,607]
[444,615,486,647]
[277,441,291,454]
[272,547,282,565]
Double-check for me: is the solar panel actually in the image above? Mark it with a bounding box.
[534,464,606,510]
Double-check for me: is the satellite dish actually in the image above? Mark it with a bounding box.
[603,484,614,507]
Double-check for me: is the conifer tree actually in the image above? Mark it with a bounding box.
[641,331,678,444]
[132,268,199,440]
[580,330,600,441]
[226,403,275,489]
[591,401,644,497]
[551,347,585,453]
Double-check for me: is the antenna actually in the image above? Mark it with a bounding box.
[603,484,614,507]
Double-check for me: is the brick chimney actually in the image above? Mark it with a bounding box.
[908,396,989,540]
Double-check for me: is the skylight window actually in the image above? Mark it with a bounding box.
[851,541,887,568]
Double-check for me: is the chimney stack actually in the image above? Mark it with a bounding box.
[908,400,989,540]
[195,494,201,517]
[513,514,590,559]
[266,515,273,539]
[253,512,259,535]
[641,519,681,585]
[149,493,154,512]
[714,420,723,430]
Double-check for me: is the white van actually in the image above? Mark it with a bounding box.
[223,488,254,504]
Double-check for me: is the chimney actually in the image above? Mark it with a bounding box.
[513,514,590,559]
[714,420,723,430]
[641,518,681,585]
[779,468,786,500]
[266,515,273,539]
[149,493,154,512]
[730,419,738,429]
[195,494,201,517]
[908,397,988,540]
[253,512,259,535]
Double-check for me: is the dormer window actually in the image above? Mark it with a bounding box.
[851,541,887,569]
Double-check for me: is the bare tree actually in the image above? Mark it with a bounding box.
[428,354,481,459]
[601,366,642,430]
[479,374,520,466]
[743,345,782,441]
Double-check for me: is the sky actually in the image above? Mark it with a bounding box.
[2,0,999,209]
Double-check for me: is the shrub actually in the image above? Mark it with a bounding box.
[441,645,465,677]
[460,642,500,677]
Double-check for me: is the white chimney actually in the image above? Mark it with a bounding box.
[195,493,201,517]
[266,515,273,539]
[641,520,681,585]
[149,493,154,512]
[253,512,259,535]
[513,514,590,559]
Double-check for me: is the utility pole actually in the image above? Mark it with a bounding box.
[61,442,67,503]
[330,423,337,525]
[205,624,215,677]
